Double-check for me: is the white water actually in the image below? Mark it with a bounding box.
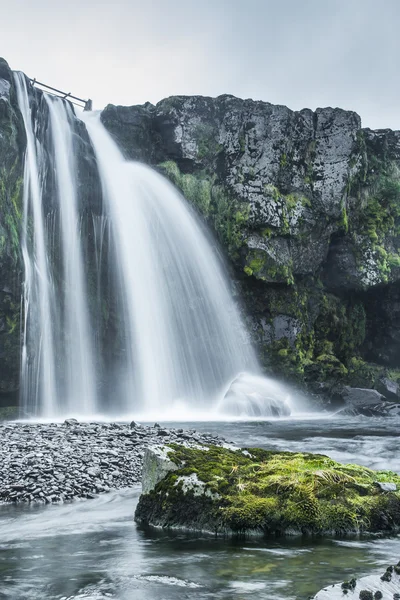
[14,76,301,419]
[14,72,58,417]
[83,112,263,415]
[44,96,96,414]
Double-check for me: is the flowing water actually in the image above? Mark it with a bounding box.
[44,96,96,415]
[14,72,58,417]
[0,417,399,600]
[81,112,259,415]
[13,74,299,420]
[14,75,96,417]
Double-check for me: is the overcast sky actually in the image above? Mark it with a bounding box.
[3,0,399,129]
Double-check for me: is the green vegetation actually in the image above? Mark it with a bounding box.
[159,160,249,258]
[348,149,400,282]
[193,123,222,160]
[139,444,400,536]
[0,166,23,263]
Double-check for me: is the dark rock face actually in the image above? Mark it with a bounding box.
[0,59,25,406]
[101,95,400,399]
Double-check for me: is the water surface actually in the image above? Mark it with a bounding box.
[1,417,399,600]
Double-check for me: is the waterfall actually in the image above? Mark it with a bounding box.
[82,113,290,418]
[44,96,96,414]
[14,74,97,417]
[14,72,58,417]
[14,75,295,419]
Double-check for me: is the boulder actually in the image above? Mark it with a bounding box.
[343,387,385,406]
[135,444,400,537]
[335,386,400,417]
[376,376,400,401]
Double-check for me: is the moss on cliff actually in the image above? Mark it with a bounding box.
[135,444,400,536]
[159,160,249,259]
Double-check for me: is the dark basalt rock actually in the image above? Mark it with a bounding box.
[100,92,400,402]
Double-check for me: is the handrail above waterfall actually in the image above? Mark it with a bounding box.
[29,78,92,111]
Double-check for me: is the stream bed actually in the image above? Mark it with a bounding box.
[1,416,399,600]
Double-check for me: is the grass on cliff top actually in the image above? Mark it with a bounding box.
[164,444,400,535]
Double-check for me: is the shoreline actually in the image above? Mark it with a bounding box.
[0,420,224,505]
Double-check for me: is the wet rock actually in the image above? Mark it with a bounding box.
[313,562,400,599]
[135,444,400,537]
[375,482,397,492]
[376,377,400,402]
[141,446,179,494]
[333,387,399,417]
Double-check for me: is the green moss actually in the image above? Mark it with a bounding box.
[159,161,249,259]
[194,124,221,160]
[139,444,400,536]
[0,169,23,263]
[244,249,294,285]
[340,204,349,234]
[388,253,400,268]
[348,154,400,279]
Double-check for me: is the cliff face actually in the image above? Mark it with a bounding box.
[0,59,25,404]
[1,53,400,406]
[102,96,400,397]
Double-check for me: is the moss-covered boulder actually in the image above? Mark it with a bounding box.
[135,444,400,537]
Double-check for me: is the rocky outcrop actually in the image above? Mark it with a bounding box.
[101,95,400,399]
[135,444,400,536]
[334,386,400,417]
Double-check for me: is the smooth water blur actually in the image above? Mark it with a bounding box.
[82,112,298,418]
[1,418,399,600]
[45,96,96,415]
[14,76,96,418]
[14,72,58,417]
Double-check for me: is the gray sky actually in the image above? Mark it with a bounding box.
[3,0,400,129]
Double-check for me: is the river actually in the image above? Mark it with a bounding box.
[1,416,399,600]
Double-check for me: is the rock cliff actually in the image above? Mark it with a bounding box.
[102,95,400,400]
[0,58,25,406]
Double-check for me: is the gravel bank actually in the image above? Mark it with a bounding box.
[0,420,224,504]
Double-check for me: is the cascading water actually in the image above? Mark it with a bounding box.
[14,73,298,419]
[82,112,293,418]
[14,74,96,417]
[44,96,96,414]
[14,72,58,417]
